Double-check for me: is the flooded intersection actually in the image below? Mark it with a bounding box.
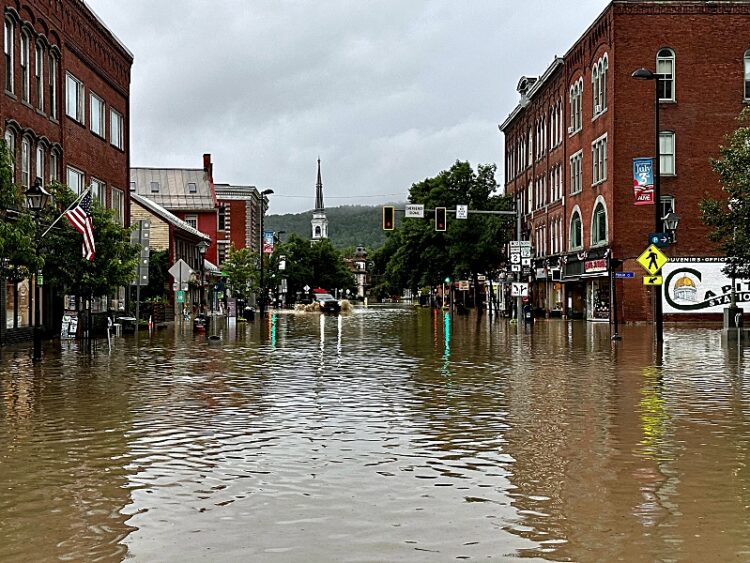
[1,306,749,562]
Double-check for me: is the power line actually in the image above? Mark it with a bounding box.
[270,192,405,200]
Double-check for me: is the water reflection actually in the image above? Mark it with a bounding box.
[1,310,749,561]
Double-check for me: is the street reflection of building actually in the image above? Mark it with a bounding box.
[498,1,749,322]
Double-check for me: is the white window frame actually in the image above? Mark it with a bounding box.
[591,197,608,246]
[592,134,608,185]
[112,187,124,225]
[49,150,59,182]
[90,92,105,137]
[660,196,675,234]
[185,214,198,229]
[49,51,58,120]
[570,150,583,195]
[656,48,675,102]
[34,41,43,111]
[65,72,84,123]
[91,177,106,205]
[570,207,583,251]
[745,50,750,101]
[110,108,123,149]
[20,31,29,103]
[66,166,84,195]
[20,136,30,189]
[660,131,676,176]
[35,145,44,183]
[4,18,14,94]
[4,129,15,180]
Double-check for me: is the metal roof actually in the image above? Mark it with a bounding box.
[130,192,211,242]
[130,168,217,211]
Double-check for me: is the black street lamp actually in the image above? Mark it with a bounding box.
[197,240,209,313]
[632,67,664,345]
[25,177,50,362]
[258,188,274,317]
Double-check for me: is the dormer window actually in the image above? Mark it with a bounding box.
[150,181,159,193]
[187,182,197,193]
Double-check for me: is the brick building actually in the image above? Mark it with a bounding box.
[500,0,750,322]
[1,0,131,345]
[213,183,264,263]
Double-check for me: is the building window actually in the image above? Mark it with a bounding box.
[660,131,675,175]
[592,200,607,245]
[49,52,58,120]
[90,93,105,137]
[150,181,159,193]
[35,42,43,110]
[49,150,59,182]
[592,134,608,184]
[112,187,124,225]
[110,108,123,149]
[187,182,197,194]
[218,206,226,230]
[570,151,583,194]
[656,48,675,102]
[67,166,84,195]
[745,50,750,100]
[570,209,583,250]
[593,54,608,116]
[4,19,14,93]
[129,181,135,192]
[65,73,84,123]
[185,214,198,229]
[35,145,44,183]
[20,137,30,189]
[4,129,15,180]
[569,78,583,133]
[91,178,105,205]
[20,32,29,102]
[660,196,675,234]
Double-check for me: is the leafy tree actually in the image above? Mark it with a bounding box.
[222,245,258,299]
[383,161,513,306]
[141,249,169,301]
[41,183,139,299]
[0,141,36,282]
[701,108,750,280]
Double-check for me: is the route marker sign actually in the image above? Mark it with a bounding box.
[637,244,668,275]
[643,275,663,286]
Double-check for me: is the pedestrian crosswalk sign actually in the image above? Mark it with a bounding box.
[637,244,668,275]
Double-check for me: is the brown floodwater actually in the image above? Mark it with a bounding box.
[0,306,749,562]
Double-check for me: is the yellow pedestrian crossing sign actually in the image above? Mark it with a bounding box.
[643,275,663,286]
[637,244,668,275]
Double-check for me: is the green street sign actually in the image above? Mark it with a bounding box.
[176,290,185,303]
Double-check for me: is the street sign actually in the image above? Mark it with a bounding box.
[521,258,531,266]
[168,259,194,283]
[458,280,470,290]
[648,232,671,248]
[643,275,663,286]
[303,284,311,292]
[456,204,468,219]
[520,248,531,258]
[511,264,521,272]
[615,272,635,279]
[510,254,521,263]
[176,290,185,303]
[405,204,424,218]
[510,240,531,249]
[511,282,529,297]
[637,244,668,275]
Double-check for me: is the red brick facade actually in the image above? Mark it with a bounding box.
[500,1,750,322]
[1,0,131,219]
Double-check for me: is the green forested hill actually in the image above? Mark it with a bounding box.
[265,204,404,250]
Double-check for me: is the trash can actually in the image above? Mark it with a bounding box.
[244,306,255,321]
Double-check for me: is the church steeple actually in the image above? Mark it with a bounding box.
[311,158,329,241]
[314,157,324,211]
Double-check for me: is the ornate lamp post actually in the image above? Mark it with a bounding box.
[24,177,51,362]
[258,188,274,317]
[632,67,664,344]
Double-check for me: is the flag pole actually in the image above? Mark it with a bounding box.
[41,185,92,239]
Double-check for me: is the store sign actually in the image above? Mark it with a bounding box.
[663,258,750,313]
[584,259,607,273]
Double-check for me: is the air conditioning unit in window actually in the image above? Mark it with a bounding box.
[595,104,602,113]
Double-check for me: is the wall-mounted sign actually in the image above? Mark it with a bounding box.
[584,259,607,273]
[663,258,749,314]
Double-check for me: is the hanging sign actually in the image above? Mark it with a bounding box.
[263,230,274,254]
[633,157,655,205]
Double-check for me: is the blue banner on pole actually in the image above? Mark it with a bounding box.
[263,230,274,254]
[633,157,654,206]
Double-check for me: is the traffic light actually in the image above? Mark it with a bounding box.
[435,207,447,231]
[382,206,395,230]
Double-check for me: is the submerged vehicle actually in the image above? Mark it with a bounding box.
[312,289,341,314]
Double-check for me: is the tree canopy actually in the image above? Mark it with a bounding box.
[701,108,750,280]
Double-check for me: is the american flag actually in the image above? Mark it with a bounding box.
[64,190,96,261]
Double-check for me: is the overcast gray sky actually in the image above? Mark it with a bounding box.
[87,0,609,215]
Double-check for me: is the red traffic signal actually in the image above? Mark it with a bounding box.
[435,207,447,231]
[382,206,395,230]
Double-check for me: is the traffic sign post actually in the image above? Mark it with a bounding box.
[643,276,663,286]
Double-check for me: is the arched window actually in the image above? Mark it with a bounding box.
[4,129,15,180]
[4,18,14,93]
[591,200,607,245]
[744,49,750,100]
[20,30,29,102]
[656,48,675,101]
[20,136,30,189]
[49,148,60,182]
[570,209,583,250]
[592,64,599,114]
[35,144,44,182]
[601,54,608,110]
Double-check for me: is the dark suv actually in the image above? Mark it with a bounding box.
[315,292,341,314]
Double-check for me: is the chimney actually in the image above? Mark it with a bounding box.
[203,153,213,180]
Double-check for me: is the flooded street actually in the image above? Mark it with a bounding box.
[1,306,749,562]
